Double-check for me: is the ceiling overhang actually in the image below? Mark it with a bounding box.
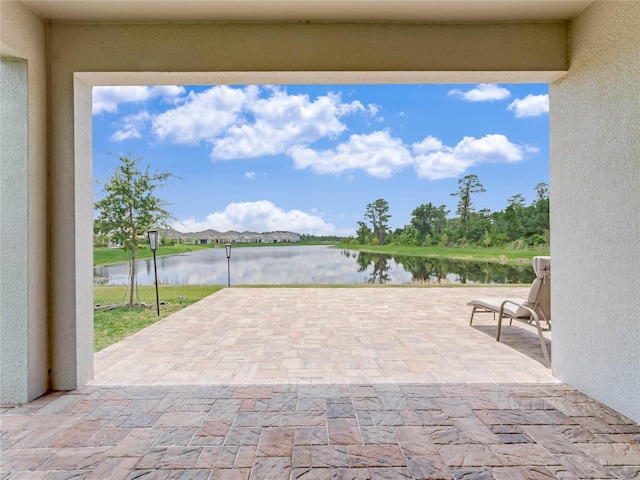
[21,0,593,24]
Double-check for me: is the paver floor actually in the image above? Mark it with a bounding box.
[2,287,639,479]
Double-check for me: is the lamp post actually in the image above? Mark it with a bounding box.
[225,243,232,287]
[148,230,160,316]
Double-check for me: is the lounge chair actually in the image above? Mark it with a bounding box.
[467,256,551,367]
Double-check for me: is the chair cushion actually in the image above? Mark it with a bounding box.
[467,298,525,319]
[533,256,551,278]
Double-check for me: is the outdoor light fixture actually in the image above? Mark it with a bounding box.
[148,230,160,315]
[225,243,232,287]
[148,229,159,252]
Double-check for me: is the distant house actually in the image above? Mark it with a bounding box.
[162,228,300,245]
[264,232,301,243]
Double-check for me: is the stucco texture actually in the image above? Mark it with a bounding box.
[550,0,640,422]
[0,0,49,403]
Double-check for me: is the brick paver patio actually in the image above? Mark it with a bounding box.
[2,287,639,479]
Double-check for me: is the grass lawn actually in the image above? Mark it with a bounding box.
[336,244,549,264]
[94,284,222,352]
[94,242,314,266]
[94,243,221,266]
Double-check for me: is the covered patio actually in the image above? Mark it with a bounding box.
[2,288,639,479]
[2,0,640,477]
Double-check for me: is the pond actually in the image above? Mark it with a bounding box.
[93,245,535,286]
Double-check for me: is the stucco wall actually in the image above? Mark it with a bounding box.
[1,59,29,401]
[51,22,567,80]
[0,0,49,403]
[550,0,640,422]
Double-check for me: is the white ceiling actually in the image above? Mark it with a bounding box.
[21,0,594,23]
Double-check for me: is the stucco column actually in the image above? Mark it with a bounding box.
[550,0,640,423]
[0,58,30,402]
[1,0,50,404]
[48,73,95,391]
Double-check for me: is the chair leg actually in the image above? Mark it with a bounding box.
[531,312,551,368]
[496,308,505,342]
[469,307,476,325]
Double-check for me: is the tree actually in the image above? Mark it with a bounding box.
[94,154,176,307]
[450,174,485,236]
[410,203,450,245]
[534,182,549,201]
[364,199,391,245]
[355,221,372,245]
[507,193,526,207]
[524,184,550,241]
[503,194,526,241]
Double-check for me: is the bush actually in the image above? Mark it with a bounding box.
[507,238,526,250]
[163,236,178,246]
[527,234,549,246]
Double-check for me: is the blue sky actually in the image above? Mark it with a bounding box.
[92,83,549,236]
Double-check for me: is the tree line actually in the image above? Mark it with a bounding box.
[353,174,550,249]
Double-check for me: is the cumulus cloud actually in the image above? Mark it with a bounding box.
[290,130,413,178]
[97,84,538,183]
[447,83,511,102]
[152,85,259,145]
[508,94,549,118]
[290,130,531,180]
[413,134,527,180]
[145,86,364,159]
[110,111,151,142]
[175,200,342,235]
[412,135,444,154]
[141,85,364,160]
[93,85,185,114]
[210,90,364,159]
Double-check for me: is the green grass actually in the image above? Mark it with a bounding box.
[94,242,319,266]
[335,244,549,264]
[94,244,220,266]
[93,284,222,351]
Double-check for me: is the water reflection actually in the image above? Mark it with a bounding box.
[94,245,533,286]
[356,252,534,285]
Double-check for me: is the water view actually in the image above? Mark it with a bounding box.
[94,245,534,286]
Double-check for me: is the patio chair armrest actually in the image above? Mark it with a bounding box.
[499,299,537,320]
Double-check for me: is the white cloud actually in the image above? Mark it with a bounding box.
[211,90,364,159]
[175,200,342,235]
[110,111,151,142]
[290,130,412,178]
[152,85,258,145]
[290,131,531,180]
[98,85,536,183]
[93,85,185,114]
[145,86,365,159]
[414,134,526,180]
[447,83,511,102]
[508,94,549,118]
[412,135,444,154]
